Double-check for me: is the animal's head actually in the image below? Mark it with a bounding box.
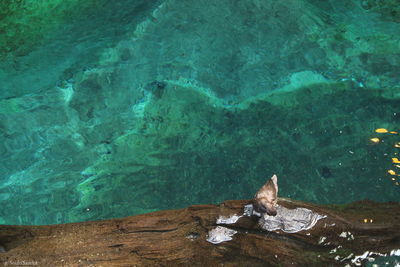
[253,174,278,216]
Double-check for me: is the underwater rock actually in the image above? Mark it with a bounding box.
[145,81,167,99]
[321,166,332,178]
[1,0,400,226]
[0,198,398,266]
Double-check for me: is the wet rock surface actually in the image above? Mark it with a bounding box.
[0,198,399,266]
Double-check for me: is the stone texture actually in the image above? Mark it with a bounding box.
[0,198,399,266]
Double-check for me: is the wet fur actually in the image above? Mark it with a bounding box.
[253,174,278,216]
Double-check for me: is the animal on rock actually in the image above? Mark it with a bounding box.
[253,174,278,216]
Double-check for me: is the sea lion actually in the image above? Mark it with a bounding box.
[253,174,278,216]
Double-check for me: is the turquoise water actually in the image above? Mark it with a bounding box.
[0,0,399,226]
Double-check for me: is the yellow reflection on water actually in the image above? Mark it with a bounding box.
[374,128,398,134]
[372,129,399,187]
[375,128,388,133]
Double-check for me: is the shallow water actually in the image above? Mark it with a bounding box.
[0,0,399,225]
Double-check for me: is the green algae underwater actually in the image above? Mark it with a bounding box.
[0,0,399,226]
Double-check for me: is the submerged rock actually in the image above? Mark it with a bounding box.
[1,0,400,226]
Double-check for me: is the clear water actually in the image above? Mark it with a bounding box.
[0,0,399,226]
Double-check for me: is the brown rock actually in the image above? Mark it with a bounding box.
[0,199,399,266]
